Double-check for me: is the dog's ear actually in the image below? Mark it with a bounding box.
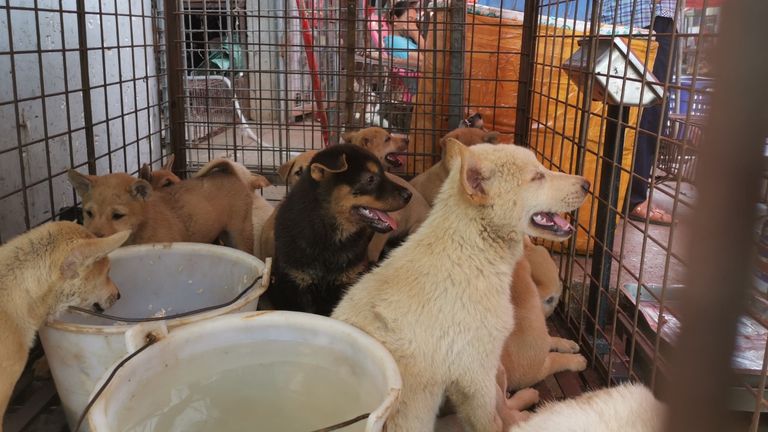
[130,179,152,200]
[250,174,272,189]
[443,138,465,165]
[162,154,175,171]
[60,230,131,279]
[278,158,297,183]
[445,138,489,205]
[310,152,348,181]
[138,163,152,182]
[67,169,94,197]
[483,131,500,144]
[438,137,447,150]
[340,130,357,144]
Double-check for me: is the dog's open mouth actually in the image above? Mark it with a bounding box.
[531,212,574,237]
[355,206,398,233]
[385,152,404,168]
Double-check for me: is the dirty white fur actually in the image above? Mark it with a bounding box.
[333,142,588,431]
[508,383,666,432]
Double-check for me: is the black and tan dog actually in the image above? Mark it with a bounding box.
[268,144,412,316]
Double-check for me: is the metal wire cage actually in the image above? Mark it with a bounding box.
[1,0,767,431]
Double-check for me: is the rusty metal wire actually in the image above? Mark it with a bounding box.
[1,0,766,430]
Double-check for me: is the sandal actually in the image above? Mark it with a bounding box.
[628,201,674,226]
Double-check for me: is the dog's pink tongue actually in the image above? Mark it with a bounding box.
[371,209,398,231]
[552,213,572,230]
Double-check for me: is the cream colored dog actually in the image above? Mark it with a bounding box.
[508,383,666,432]
[333,139,590,431]
[0,222,129,428]
[501,239,587,391]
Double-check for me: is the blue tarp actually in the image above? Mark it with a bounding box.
[473,0,591,21]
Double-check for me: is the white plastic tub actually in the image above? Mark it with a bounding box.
[39,243,269,432]
[87,311,402,432]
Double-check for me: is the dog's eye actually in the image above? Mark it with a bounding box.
[84,209,93,218]
[367,175,376,185]
[385,136,391,142]
[112,212,125,221]
[295,167,303,177]
[532,172,545,181]
[545,296,555,304]
[162,179,173,188]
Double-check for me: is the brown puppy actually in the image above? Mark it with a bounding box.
[341,126,409,170]
[410,127,514,206]
[0,222,128,428]
[526,239,563,318]
[138,155,181,189]
[68,169,255,253]
[193,158,274,258]
[501,239,587,391]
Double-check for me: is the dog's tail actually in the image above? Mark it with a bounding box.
[193,158,271,190]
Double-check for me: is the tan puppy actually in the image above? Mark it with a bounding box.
[192,158,273,257]
[333,139,590,431]
[341,126,409,170]
[68,169,255,253]
[410,127,514,206]
[508,383,666,432]
[0,222,128,428]
[138,154,181,189]
[501,239,587,391]
[525,239,563,318]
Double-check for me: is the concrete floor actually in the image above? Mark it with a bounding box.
[564,180,694,292]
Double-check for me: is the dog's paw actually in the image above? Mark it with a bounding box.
[570,354,588,372]
[502,408,532,429]
[507,387,539,411]
[551,337,580,353]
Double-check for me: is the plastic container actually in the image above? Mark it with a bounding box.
[87,311,402,432]
[39,243,269,432]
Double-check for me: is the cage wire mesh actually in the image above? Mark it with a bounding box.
[522,0,766,429]
[0,0,169,244]
[1,0,767,430]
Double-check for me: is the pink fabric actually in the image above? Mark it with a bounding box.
[366,7,419,102]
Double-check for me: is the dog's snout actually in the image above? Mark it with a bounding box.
[581,179,591,194]
[400,188,412,203]
[398,138,409,151]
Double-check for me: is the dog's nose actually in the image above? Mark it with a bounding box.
[116,291,121,300]
[400,188,412,203]
[581,180,591,193]
[94,231,105,238]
